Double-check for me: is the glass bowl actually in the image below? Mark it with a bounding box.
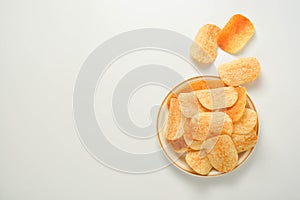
[156,76,259,177]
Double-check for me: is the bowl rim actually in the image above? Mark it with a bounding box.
[156,75,259,177]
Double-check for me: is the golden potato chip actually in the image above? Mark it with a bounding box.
[169,136,188,153]
[165,98,185,140]
[226,87,247,122]
[190,24,221,63]
[185,151,212,175]
[218,57,261,86]
[195,87,238,110]
[206,135,238,173]
[218,14,255,54]
[233,108,257,134]
[232,130,258,153]
[178,93,204,118]
[190,112,233,141]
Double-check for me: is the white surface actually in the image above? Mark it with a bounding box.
[0,0,299,199]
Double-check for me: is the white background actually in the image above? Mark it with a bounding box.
[1,0,299,199]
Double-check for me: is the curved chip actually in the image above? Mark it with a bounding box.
[206,135,238,173]
[195,87,238,110]
[178,93,204,118]
[185,151,212,175]
[190,112,233,141]
[165,98,185,140]
[218,14,255,54]
[218,57,261,86]
[226,87,247,122]
[233,108,257,134]
[232,130,258,153]
[190,24,221,63]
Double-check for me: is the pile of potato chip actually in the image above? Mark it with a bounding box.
[163,14,260,175]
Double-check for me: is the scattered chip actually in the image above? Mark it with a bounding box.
[233,108,257,134]
[195,87,238,110]
[218,57,261,86]
[190,112,233,141]
[190,24,221,63]
[218,14,255,54]
[206,135,238,173]
[232,130,258,153]
[226,87,247,122]
[178,93,204,118]
[165,98,185,140]
[185,151,212,175]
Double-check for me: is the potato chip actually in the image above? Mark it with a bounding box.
[185,151,212,175]
[178,93,204,118]
[169,136,188,153]
[218,57,261,86]
[218,14,255,54]
[165,98,185,140]
[226,87,247,122]
[232,130,258,153]
[190,24,221,63]
[190,112,233,141]
[195,87,238,110]
[206,135,238,173]
[233,108,257,134]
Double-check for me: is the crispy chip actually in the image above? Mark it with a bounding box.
[218,57,261,86]
[206,135,238,173]
[232,130,258,153]
[178,93,204,118]
[185,151,212,175]
[190,24,221,63]
[195,87,238,110]
[218,14,255,54]
[165,98,185,140]
[233,108,257,134]
[169,136,188,153]
[226,87,247,122]
[190,112,233,141]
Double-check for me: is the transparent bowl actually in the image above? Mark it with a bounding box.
[157,76,259,177]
